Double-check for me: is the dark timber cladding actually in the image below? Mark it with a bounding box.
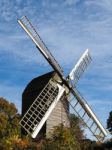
[22,71,70,138]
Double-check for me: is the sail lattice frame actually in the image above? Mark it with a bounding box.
[20,79,65,138]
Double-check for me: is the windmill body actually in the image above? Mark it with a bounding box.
[21,71,70,138]
[18,16,107,141]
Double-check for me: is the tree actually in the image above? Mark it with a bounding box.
[107,111,112,134]
[0,97,39,150]
[70,114,85,141]
[0,97,21,150]
[42,124,81,150]
[42,114,86,150]
[0,97,21,139]
[103,139,112,149]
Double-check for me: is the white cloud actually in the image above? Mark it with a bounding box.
[65,0,80,5]
[85,0,112,12]
[0,0,37,22]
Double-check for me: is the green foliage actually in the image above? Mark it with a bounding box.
[0,135,37,150]
[42,124,81,150]
[0,97,21,139]
[41,114,86,150]
[103,139,112,149]
[107,111,112,134]
[70,114,85,141]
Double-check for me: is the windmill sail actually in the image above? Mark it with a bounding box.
[68,50,107,140]
[18,16,63,77]
[68,87,107,141]
[69,49,92,86]
[20,80,65,138]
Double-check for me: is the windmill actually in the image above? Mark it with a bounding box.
[18,16,107,141]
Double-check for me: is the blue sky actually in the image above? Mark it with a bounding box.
[0,0,112,139]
